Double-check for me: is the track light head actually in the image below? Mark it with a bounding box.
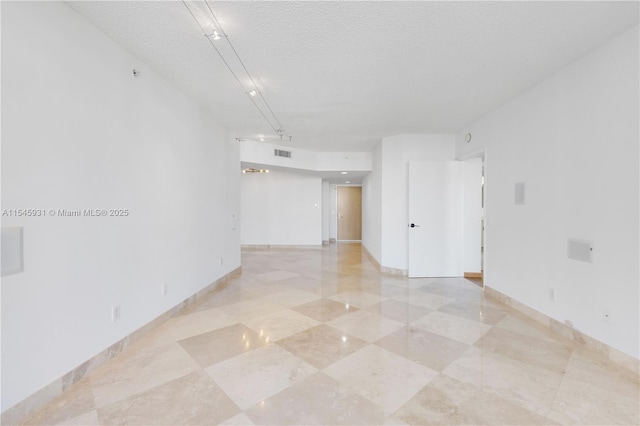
[206,30,222,40]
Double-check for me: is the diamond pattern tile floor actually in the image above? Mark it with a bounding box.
[19,243,639,425]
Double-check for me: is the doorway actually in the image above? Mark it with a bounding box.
[407,155,486,281]
[337,186,362,241]
[461,151,486,288]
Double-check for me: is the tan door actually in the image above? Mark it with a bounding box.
[337,186,362,241]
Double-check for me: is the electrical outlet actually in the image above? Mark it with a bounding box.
[161,283,167,296]
[112,304,121,322]
[602,309,611,323]
[548,288,556,301]
[220,257,224,266]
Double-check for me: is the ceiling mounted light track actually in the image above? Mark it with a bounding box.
[236,136,293,143]
[182,0,291,141]
[205,30,222,40]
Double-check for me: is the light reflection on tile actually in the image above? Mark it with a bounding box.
[220,412,256,425]
[365,299,432,323]
[548,375,639,425]
[206,344,317,409]
[183,288,257,313]
[55,410,100,426]
[90,338,199,408]
[252,269,300,281]
[244,372,387,425]
[495,313,568,345]
[328,290,388,308]
[438,300,508,325]
[275,275,325,295]
[178,323,268,368]
[391,291,454,310]
[547,349,640,425]
[328,310,405,342]
[363,284,414,299]
[21,243,640,426]
[20,378,95,426]
[376,326,470,372]
[162,307,236,340]
[276,325,368,369]
[261,288,321,307]
[412,311,492,345]
[475,326,573,374]
[218,299,286,323]
[395,374,555,425]
[291,298,359,322]
[323,345,439,414]
[242,309,321,342]
[383,415,410,425]
[96,371,239,425]
[442,346,563,417]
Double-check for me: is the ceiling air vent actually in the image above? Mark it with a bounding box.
[274,149,292,158]
[273,149,291,158]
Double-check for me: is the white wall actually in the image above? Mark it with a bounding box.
[240,140,318,171]
[362,143,382,262]
[239,140,372,173]
[462,157,483,273]
[329,184,338,240]
[380,135,456,271]
[240,170,322,246]
[1,2,240,411]
[322,181,330,242]
[456,26,639,358]
[316,152,372,171]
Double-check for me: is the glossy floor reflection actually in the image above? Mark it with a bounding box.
[21,243,639,425]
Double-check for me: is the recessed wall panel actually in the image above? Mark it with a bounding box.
[1,227,24,276]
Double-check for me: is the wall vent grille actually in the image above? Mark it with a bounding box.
[274,149,292,158]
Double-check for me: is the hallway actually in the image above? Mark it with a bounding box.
[22,244,639,425]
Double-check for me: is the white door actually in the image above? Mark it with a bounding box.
[408,161,462,278]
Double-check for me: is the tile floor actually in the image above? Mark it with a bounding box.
[21,243,639,425]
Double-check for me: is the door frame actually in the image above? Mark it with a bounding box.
[458,147,488,288]
[335,184,363,242]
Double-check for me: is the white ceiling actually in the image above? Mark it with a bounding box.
[68,1,638,153]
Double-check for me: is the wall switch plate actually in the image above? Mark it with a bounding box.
[161,283,167,296]
[112,304,121,322]
[514,182,525,205]
[220,257,224,266]
[548,288,556,301]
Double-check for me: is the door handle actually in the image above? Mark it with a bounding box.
[409,223,420,228]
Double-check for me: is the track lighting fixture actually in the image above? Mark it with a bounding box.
[206,30,221,40]
[182,1,290,142]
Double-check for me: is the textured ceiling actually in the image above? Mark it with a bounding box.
[68,1,639,152]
